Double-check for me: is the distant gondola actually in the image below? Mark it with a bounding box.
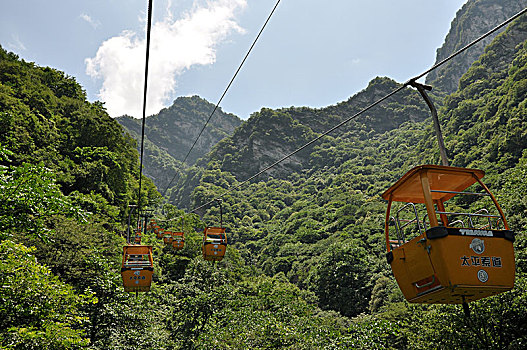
[163,230,173,245]
[172,231,185,250]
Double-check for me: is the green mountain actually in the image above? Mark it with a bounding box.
[1,1,527,348]
[117,96,242,192]
[175,11,527,347]
[201,77,430,183]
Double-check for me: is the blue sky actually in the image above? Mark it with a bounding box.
[1,1,467,119]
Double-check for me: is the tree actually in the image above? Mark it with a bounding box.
[309,242,372,317]
[0,240,95,349]
[0,144,84,240]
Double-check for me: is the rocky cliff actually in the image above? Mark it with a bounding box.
[426,0,527,94]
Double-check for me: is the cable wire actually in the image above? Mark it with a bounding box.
[191,85,406,213]
[162,0,282,196]
[409,6,527,84]
[189,6,527,214]
[137,0,154,216]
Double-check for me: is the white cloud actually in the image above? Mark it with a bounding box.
[8,34,26,51]
[80,13,101,29]
[85,0,247,118]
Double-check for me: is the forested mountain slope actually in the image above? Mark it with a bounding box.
[118,96,241,165]
[201,77,430,183]
[180,14,527,348]
[441,18,527,171]
[117,96,241,192]
[0,46,159,217]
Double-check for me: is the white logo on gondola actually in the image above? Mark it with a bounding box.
[477,269,488,283]
[470,238,485,254]
[460,229,493,237]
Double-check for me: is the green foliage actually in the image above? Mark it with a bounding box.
[0,147,84,239]
[309,242,372,317]
[167,265,350,349]
[0,45,158,221]
[340,315,403,350]
[402,275,527,349]
[0,240,94,349]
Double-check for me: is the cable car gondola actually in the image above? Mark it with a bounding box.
[383,165,515,304]
[202,200,227,261]
[172,231,185,250]
[146,219,156,232]
[154,225,164,239]
[121,245,154,292]
[202,227,227,261]
[163,230,173,245]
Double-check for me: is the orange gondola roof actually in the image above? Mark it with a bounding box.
[204,227,225,234]
[381,165,485,203]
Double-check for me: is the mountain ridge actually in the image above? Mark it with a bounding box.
[425,0,527,94]
[117,95,242,191]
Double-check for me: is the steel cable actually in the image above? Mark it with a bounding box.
[162,0,283,196]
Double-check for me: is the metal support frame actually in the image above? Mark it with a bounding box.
[127,205,137,244]
[217,199,223,228]
[409,80,449,167]
[141,209,153,235]
[396,202,422,243]
[390,216,402,244]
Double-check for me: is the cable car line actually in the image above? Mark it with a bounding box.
[188,6,527,215]
[137,0,154,216]
[121,0,155,294]
[191,84,406,214]
[408,6,527,84]
[162,0,283,197]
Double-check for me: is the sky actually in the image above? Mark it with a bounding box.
[0,0,468,120]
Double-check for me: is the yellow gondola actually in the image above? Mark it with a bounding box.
[146,219,157,232]
[202,227,227,261]
[163,231,173,245]
[172,231,185,250]
[121,245,154,292]
[154,225,164,239]
[383,165,515,304]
